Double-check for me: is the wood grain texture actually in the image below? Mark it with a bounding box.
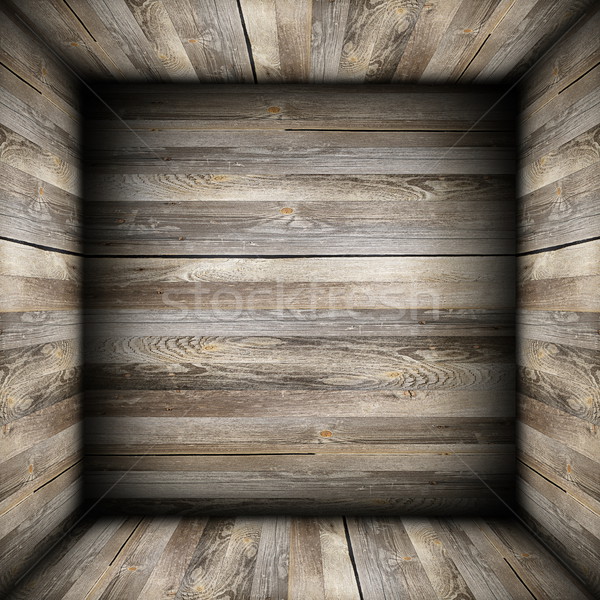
[0,12,83,597]
[516,16,600,598]
[9,515,594,599]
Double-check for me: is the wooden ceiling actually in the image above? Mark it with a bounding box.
[1,0,595,86]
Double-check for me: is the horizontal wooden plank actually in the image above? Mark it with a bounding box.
[0,123,80,195]
[0,393,81,462]
[85,308,514,338]
[0,5,79,115]
[518,162,600,252]
[87,335,514,391]
[93,496,510,516]
[88,146,515,176]
[518,423,600,514]
[86,182,515,255]
[517,309,599,350]
[86,256,515,310]
[520,68,600,166]
[86,453,514,499]
[518,339,599,392]
[0,162,82,253]
[85,388,515,418]
[518,123,599,195]
[87,172,514,202]
[86,415,514,454]
[0,424,80,513]
[518,394,599,459]
[1,365,82,425]
[0,311,82,350]
[86,86,515,130]
[518,240,600,311]
[519,366,598,425]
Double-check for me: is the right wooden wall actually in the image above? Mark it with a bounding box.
[517,5,599,595]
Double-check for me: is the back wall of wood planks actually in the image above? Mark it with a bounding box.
[84,85,516,514]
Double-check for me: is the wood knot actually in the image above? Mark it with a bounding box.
[128,566,137,571]
[203,344,218,351]
[521,553,530,557]
[115,218,125,224]
[28,464,34,474]
[39,187,44,195]
[212,175,228,181]
[567,464,572,473]
[402,556,412,561]
[178,236,186,241]
[188,39,198,43]
[463,28,473,33]
[70,42,79,47]
[387,371,401,378]
[267,106,281,114]
[320,430,333,437]
[280,207,294,215]
[418,320,426,325]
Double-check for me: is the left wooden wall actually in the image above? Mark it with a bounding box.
[0,5,83,594]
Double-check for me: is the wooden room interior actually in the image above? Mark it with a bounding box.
[0,0,598,598]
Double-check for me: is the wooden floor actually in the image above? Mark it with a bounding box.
[8,515,593,599]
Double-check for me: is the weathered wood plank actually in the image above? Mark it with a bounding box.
[0,123,80,195]
[520,4,600,117]
[84,388,515,418]
[0,163,81,253]
[310,0,350,83]
[6,517,140,600]
[0,468,81,597]
[86,256,515,311]
[162,0,254,83]
[518,123,599,196]
[347,516,437,599]
[518,422,600,514]
[420,0,513,83]
[518,162,600,252]
[87,86,514,130]
[121,0,198,80]
[478,517,595,600]
[136,517,208,600]
[86,334,514,392]
[517,467,600,598]
[517,309,599,351]
[0,5,79,114]
[86,181,515,254]
[85,308,514,338]
[462,0,596,83]
[0,311,82,351]
[435,518,532,600]
[404,518,475,599]
[86,415,513,454]
[0,425,80,512]
[518,240,600,312]
[87,517,178,600]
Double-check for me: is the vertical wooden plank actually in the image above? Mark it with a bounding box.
[310,0,351,83]
[288,518,325,600]
[347,517,437,600]
[238,0,282,82]
[123,0,199,80]
[365,0,426,82]
[275,0,312,82]
[404,518,475,600]
[249,516,290,600]
[136,518,208,600]
[393,0,463,82]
